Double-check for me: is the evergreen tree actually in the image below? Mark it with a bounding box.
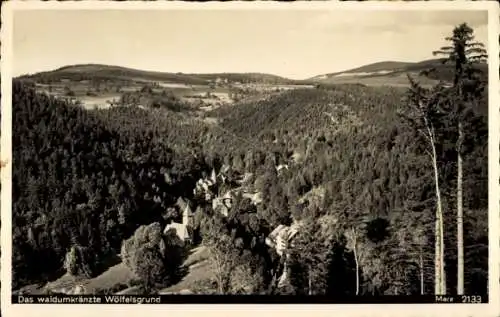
[431,22,487,295]
[290,217,332,295]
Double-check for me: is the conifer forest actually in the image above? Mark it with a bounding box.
[11,21,489,298]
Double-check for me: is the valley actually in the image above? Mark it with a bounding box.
[23,64,317,112]
[12,49,489,297]
[23,57,477,113]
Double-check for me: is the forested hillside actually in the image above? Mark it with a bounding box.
[210,82,488,295]
[19,64,209,86]
[12,76,487,295]
[19,64,300,86]
[12,81,209,289]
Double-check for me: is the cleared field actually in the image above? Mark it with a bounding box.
[34,78,318,113]
[83,263,137,294]
[18,246,211,295]
[158,82,192,89]
[17,262,137,295]
[321,72,439,88]
[79,94,121,110]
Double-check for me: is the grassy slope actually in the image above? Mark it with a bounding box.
[311,61,417,78]
[310,58,488,87]
[17,263,136,295]
[19,64,298,86]
[19,246,210,295]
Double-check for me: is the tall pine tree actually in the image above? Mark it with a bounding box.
[431,22,487,295]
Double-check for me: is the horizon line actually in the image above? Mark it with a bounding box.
[15,57,443,81]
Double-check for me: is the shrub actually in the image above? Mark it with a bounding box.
[63,245,95,278]
[120,222,185,291]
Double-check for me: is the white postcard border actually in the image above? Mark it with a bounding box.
[1,1,499,317]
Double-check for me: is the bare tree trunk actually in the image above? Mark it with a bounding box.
[352,232,359,295]
[457,122,464,295]
[420,251,424,295]
[440,206,446,295]
[434,215,441,295]
[429,129,446,295]
[215,259,224,294]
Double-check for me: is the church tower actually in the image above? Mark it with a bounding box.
[182,202,194,227]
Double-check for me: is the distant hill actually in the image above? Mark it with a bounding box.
[310,61,416,80]
[187,72,299,85]
[310,58,488,87]
[18,64,209,85]
[17,64,299,86]
[17,59,488,89]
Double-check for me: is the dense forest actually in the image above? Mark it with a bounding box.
[12,23,488,296]
[21,64,208,86]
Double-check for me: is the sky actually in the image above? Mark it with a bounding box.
[12,9,489,80]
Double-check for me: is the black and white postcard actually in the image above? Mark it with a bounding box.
[1,1,499,317]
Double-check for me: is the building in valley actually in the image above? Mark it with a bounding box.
[193,167,230,201]
[265,221,302,288]
[163,197,194,244]
[212,191,234,217]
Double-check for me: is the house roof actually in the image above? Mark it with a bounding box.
[266,225,287,244]
[164,222,191,240]
[265,221,303,256]
[242,191,263,205]
[213,197,230,217]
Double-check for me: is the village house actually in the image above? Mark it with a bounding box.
[193,167,231,201]
[193,166,262,217]
[265,222,300,257]
[237,172,254,186]
[242,191,263,205]
[212,188,263,217]
[193,169,217,200]
[276,164,289,174]
[212,191,234,217]
[265,221,302,288]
